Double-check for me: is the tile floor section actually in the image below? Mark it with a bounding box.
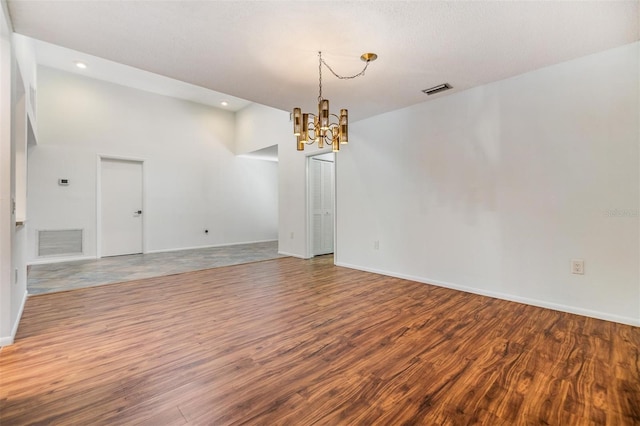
[28,241,286,295]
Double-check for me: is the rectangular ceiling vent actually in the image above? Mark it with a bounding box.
[422,83,452,96]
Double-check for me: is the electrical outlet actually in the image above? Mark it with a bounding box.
[290,232,294,239]
[374,240,380,250]
[571,259,584,275]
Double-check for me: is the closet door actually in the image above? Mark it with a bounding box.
[311,158,334,256]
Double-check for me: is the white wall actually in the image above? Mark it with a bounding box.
[0,0,29,346]
[232,102,316,257]
[0,0,14,344]
[27,66,278,263]
[234,100,333,259]
[278,126,332,258]
[12,34,36,135]
[235,103,288,155]
[337,42,640,326]
[10,58,27,344]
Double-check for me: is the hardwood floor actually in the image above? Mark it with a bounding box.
[1,256,638,425]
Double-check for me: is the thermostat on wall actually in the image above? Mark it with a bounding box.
[58,179,69,186]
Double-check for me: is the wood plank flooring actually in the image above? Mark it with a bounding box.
[1,256,639,425]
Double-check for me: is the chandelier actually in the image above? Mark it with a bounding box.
[293,51,377,152]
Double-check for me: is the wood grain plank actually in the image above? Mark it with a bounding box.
[1,256,638,425]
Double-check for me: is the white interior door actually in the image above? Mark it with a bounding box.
[101,158,143,257]
[311,157,334,256]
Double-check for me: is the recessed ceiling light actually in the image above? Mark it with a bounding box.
[220,101,229,107]
[75,61,87,69]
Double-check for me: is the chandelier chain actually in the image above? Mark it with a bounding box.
[318,51,323,102]
[317,51,371,102]
[320,55,371,80]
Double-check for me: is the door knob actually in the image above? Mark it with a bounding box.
[134,210,142,215]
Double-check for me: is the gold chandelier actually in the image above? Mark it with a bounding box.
[293,51,377,152]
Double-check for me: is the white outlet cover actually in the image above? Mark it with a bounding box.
[571,259,584,275]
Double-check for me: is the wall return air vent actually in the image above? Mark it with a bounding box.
[422,83,452,96]
[38,229,83,257]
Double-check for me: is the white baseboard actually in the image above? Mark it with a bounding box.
[28,255,96,266]
[27,240,279,264]
[145,239,278,255]
[277,251,310,259]
[0,290,28,347]
[335,261,640,327]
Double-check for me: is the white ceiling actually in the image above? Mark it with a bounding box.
[21,35,252,112]
[6,1,640,122]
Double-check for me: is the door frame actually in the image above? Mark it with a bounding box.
[96,154,146,259]
[305,152,337,259]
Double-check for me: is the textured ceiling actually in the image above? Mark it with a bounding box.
[7,1,640,121]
